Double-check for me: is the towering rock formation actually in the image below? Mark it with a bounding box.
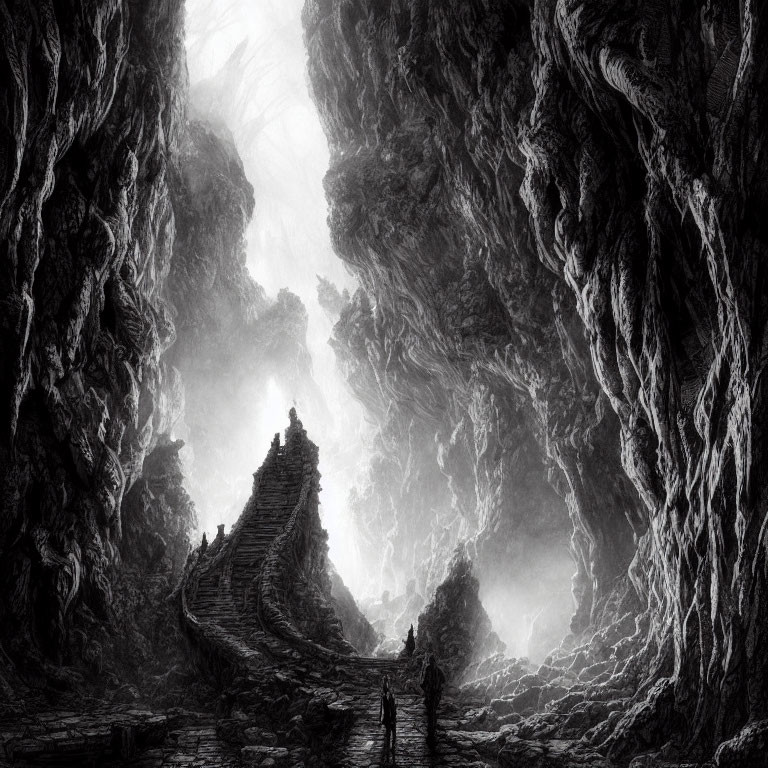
[182,409,373,662]
[0,0,190,676]
[305,0,768,762]
[167,113,320,526]
[306,0,643,643]
[0,0,318,695]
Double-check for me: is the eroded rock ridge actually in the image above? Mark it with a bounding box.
[304,0,768,763]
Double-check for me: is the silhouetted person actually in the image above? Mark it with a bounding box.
[421,654,445,742]
[403,624,415,657]
[200,532,208,555]
[379,676,397,763]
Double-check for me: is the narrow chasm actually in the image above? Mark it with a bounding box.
[0,1,767,767]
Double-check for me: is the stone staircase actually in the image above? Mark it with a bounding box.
[181,411,353,667]
[179,411,497,766]
[229,458,302,616]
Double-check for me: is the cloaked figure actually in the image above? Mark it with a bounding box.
[420,654,445,743]
[402,624,415,657]
[379,675,397,764]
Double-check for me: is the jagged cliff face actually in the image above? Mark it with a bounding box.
[167,114,319,527]
[183,409,372,661]
[0,0,190,673]
[305,0,768,759]
[0,0,318,692]
[307,0,643,643]
[335,288,575,651]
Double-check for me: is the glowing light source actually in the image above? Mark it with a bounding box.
[184,0,372,593]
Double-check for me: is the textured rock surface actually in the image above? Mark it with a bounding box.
[305,0,768,762]
[0,0,189,680]
[307,0,643,651]
[0,708,242,768]
[0,0,322,697]
[416,552,504,681]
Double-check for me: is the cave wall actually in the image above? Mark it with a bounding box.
[305,0,645,641]
[0,0,190,673]
[304,0,768,756]
[0,0,321,692]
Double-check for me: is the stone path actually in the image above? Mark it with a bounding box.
[339,688,494,768]
[0,709,240,768]
[0,424,501,767]
[189,444,305,635]
[319,658,495,767]
[0,696,496,767]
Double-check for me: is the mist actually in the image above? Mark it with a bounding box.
[181,0,577,662]
[182,0,371,592]
[478,552,574,663]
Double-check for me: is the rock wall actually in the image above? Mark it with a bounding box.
[0,0,320,698]
[306,0,643,644]
[305,0,768,759]
[0,0,188,675]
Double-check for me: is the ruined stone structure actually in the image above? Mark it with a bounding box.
[182,409,358,660]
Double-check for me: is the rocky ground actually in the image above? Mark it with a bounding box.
[0,709,239,768]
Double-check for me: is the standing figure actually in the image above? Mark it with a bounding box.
[379,676,397,763]
[403,624,415,656]
[420,654,445,743]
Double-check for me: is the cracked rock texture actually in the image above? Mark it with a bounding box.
[416,551,505,681]
[305,0,768,762]
[0,0,190,678]
[308,0,644,652]
[0,0,330,700]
